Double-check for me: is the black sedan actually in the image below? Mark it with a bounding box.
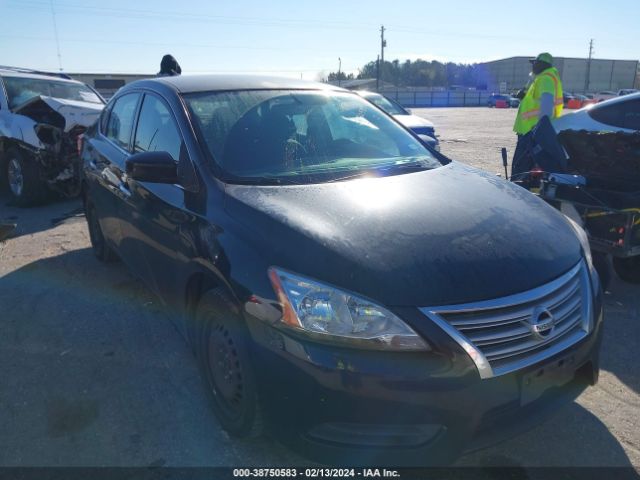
[81,75,603,465]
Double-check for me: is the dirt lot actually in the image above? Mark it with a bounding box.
[0,107,639,469]
[424,106,518,172]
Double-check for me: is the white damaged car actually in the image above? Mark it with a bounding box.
[0,68,105,205]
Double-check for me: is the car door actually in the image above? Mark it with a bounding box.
[118,91,200,303]
[84,92,141,252]
[0,76,10,152]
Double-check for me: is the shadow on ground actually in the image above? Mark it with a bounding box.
[0,246,638,470]
[0,247,304,466]
[0,191,84,240]
[599,275,640,395]
[458,401,638,471]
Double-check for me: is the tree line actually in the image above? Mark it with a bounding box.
[327,59,490,89]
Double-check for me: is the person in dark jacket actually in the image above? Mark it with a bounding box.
[158,55,182,76]
[0,223,16,242]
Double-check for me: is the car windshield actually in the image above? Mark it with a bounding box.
[363,93,408,115]
[4,76,103,109]
[184,89,441,184]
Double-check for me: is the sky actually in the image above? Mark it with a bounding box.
[1,0,639,79]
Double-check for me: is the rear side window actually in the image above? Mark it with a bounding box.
[622,99,640,130]
[105,93,140,150]
[133,94,182,161]
[589,99,640,130]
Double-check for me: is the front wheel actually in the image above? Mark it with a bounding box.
[196,289,263,438]
[4,148,47,206]
[612,256,640,284]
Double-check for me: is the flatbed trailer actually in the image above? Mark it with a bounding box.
[541,178,640,286]
[509,127,640,284]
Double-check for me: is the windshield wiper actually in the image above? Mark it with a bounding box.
[384,162,426,169]
[325,162,431,183]
[325,171,374,183]
[230,175,303,186]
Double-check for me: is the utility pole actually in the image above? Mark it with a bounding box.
[50,0,63,71]
[584,39,594,94]
[376,55,380,91]
[338,57,342,87]
[380,25,386,87]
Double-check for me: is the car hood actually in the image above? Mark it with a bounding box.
[14,95,104,132]
[224,162,582,307]
[552,110,586,132]
[393,114,434,129]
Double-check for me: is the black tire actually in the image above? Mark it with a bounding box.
[593,252,611,291]
[612,256,640,284]
[4,148,47,206]
[85,202,118,263]
[195,289,263,438]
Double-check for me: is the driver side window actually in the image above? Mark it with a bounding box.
[105,93,140,150]
[134,94,182,161]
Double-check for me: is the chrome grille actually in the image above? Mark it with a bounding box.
[419,261,592,379]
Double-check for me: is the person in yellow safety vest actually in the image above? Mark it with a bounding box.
[511,52,563,179]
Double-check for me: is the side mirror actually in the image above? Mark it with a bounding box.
[417,133,436,147]
[125,151,179,184]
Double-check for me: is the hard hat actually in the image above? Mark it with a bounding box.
[530,52,553,65]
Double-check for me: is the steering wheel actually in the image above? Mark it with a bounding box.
[286,138,308,155]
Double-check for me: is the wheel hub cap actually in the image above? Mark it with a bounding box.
[208,324,243,409]
[7,159,24,197]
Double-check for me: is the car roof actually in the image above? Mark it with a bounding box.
[0,69,82,84]
[128,74,346,94]
[591,91,640,109]
[356,90,381,98]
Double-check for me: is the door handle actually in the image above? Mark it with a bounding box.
[118,182,132,198]
[101,167,119,184]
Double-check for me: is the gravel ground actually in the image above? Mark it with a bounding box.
[0,107,638,470]
[415,106,518,172]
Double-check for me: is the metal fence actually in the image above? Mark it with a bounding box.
[381,90,494,108]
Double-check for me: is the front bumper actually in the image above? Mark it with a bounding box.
[245,289,603,466]
[17,138,83,197]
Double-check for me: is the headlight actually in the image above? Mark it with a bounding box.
[268,268,429,351]
[566,216,594,273]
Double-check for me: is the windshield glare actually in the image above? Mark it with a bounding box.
[185,90,440,184]
[4,76,103,109]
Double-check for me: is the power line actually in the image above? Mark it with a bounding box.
[6,0,589,42]
[5,0,375,31]
[0,33,374,54]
